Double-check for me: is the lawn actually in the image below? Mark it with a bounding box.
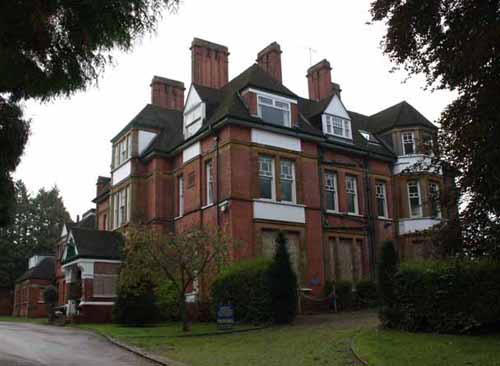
[354,328,500,366]
[78,311,379,366]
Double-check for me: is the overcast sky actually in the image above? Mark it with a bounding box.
[14,0,455,220]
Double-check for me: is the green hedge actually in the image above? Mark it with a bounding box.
[384,260,500,334]
[211,259,273,323]
[335,280,353,310]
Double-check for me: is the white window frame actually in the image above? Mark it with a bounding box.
[375,182,389,218]
[324,172,339,212]
[402,132,416,155]
[257,94,291,128]
[429,182,441,218]
[407,180,422,217]
[345,175,359,215]
[113,134,132,168]
[279,159,296,203]
[178,176,184,217]
[324,114,352,139]
[112,186,130,229]
[206,160,214,206]
[258,156,276,200]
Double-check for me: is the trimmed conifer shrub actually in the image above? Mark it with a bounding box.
[43,285,58,323]
[268,231,298,324]
[377,240,399,326]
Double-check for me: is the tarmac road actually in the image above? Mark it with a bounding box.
[0,322,156,366]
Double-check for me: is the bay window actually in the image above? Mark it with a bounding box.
[407,181,422,217]
[346,175,359,214]
[402,132,416,155]
[375,182,388,218]
[258,156,275,200]
[280,160,296,202]
[324,115,352,139]
[113,134,132,168]
[257,95,291,127]
[324,172,338,212]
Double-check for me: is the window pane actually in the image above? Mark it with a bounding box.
[326,190,336,211]
[281,180,292,202]
[258,96,273,105]
[275,100,289,109]
[377,198,385,217]
[346,176,358,214]
[259,177,273,199]
[261,105,286,126]
[347,194,356,213]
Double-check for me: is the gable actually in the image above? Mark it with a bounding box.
[324,94,350,119]
[62,232,78,262]
[184,85,202,112]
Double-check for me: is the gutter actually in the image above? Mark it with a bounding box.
[362,154,377,279]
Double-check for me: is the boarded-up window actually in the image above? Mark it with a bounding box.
[94,275,118,297]
[262,230,300,276]
[330,237,366,282]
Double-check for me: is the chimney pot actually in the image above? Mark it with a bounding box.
[256,42,282,82]
[150,76,185,111]
[191,38,229,89]
[307,59,333,101]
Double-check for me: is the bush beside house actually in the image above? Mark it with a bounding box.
[211,258,273,323]
[384,260,500,334]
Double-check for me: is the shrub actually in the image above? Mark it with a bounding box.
[355,280,378,308]
[113,279,160,326]
[211,258,273,323]
[385,260,500,334]
[335,280,353,310]
[268,231,298,324]
[155,281,180,321]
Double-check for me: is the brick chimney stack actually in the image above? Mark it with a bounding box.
[257,42,282,83]
[191,38,229,89]
[150,76,185,111]
[307,59,333,101]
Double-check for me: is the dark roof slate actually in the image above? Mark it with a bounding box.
[17,257,55,282]
[369,101,437,133]
[68,228,124,261]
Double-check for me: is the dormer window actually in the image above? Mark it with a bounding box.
[324,114,352,139]
[257,95,291,127]
[184,102,204,138]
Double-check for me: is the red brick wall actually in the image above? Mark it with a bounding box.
[13,279,52,318]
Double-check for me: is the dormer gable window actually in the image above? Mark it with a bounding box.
[184,102,204,138]
[257,94,291,127]
[323,114,352,139]
[183,85,206,139]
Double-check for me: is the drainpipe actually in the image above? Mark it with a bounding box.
[363,155,376,280]
[209,123,220,228]
[317,146,329,283]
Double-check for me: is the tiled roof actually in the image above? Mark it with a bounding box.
[369,101,437,133]
[114,63,437,160]
[17,257,55,282]
[64,228,124,262]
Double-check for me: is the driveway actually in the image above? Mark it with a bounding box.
[0,322,156,366]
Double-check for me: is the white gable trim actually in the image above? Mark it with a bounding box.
[184,84,202,112]
[324,94,350,120]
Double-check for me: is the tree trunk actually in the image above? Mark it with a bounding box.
[179,294,190,332]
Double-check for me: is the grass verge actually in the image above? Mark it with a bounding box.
[77,318,374,366]
[353,328,500,366]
